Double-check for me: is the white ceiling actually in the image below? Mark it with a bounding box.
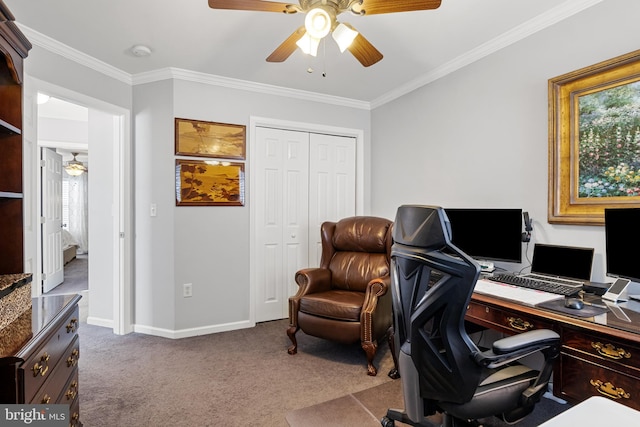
[7,0,604,105]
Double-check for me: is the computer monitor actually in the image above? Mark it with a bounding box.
[444,208,523,264]
[605,207,640,283]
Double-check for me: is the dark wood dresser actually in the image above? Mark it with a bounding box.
[0,294,83,426]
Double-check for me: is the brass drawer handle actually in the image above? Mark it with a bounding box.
[65,381,78,401]
[507,317,533,331]
[590,379,631,400]
[41,394,51,404]
[32,353,50,377]
[66,318,79,333]
[591,341,631,360]
[67,348,80,367]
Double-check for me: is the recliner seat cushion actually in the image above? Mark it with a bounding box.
[299,290,364,321]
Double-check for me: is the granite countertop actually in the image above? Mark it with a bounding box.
[0,273,33,297]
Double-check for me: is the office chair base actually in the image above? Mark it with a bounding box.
[383,409,488,427]
[382,409,439,427]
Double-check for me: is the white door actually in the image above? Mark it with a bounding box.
[308,133,356,265]
[41,147,64,293]
[253,127,357,322]
[254,127,310,322]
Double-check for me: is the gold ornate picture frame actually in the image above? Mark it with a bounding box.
[175,118,246,160]
[548,49,640,225]
[175,159,245,206]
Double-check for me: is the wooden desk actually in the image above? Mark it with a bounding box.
[466,292,640,410]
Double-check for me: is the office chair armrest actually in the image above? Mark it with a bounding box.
[474,329,560,369]
[294,268,332,295]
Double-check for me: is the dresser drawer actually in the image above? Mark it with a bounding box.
[466,301,554,334]
[558,353,639,410]
[69,396,81,427]
[57,365,79,405]
[20,305,79,403]
[29,335,79,404]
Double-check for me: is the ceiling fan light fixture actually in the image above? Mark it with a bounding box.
[65,153,87,176]
[296,32,320,56]
[304,8,331,39]
[332,23,358,52]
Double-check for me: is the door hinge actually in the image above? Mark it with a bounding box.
[42,273,47,280]
[120,232,125,238]
[40,159,46,168]
[40,216,46,224]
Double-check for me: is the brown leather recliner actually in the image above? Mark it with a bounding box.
[286,216,393,376]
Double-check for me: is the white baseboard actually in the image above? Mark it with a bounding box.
[133,319,255,339]
[86,316,113,329]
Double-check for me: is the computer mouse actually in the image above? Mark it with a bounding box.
[564,298,584,310]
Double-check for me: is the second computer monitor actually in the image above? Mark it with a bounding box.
[444,208,523,264]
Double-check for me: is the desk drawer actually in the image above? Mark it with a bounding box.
[466,301,554,334]
[559,353,640,410]
[562,328,640,376]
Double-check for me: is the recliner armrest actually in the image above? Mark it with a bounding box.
[294,268,332,296]
[473,329,560,369]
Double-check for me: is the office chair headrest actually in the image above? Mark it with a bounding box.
[393,205,450,249]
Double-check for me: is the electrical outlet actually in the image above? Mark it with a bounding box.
[183,283,193,298]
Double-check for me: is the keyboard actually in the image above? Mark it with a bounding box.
[474,279,564,306]
[487,273,583,296]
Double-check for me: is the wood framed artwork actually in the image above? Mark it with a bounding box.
[548,49,640,225]
[175,159,245,206]
[175,118,246,160]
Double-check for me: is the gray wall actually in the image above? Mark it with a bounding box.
[133,78,371,334]
[370,0,640,281]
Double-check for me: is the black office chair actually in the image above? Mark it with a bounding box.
[382,205,560,427]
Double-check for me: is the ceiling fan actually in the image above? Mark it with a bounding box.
[208,0,442,67]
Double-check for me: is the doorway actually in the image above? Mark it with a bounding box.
[38,98,89,296]
[24,76,133,335]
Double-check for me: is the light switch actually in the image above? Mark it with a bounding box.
[150,203,157,217]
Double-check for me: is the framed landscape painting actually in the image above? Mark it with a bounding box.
[175,118,246,160]
[548,49,640,225]
[175,159,245,206]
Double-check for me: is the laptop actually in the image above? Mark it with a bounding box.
[522,243,595,287]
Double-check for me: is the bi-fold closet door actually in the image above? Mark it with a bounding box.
[253,126,356,322]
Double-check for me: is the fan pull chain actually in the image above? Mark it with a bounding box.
[322,37,327,77]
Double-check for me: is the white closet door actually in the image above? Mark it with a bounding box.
[254,127,310,322]
[41,148,64,293]
[308,133,356,266]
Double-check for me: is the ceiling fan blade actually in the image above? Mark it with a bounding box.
[208,0,297,13]
[351,0,442,15]
[266,26,306,63]
[347,31,383,67]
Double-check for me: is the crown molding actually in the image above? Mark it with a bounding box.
[18,23,370,110]
[18,24,132,85]
[132,68,371,110]
[370,0,605,109]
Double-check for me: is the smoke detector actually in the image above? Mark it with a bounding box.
[131,45,152,57]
